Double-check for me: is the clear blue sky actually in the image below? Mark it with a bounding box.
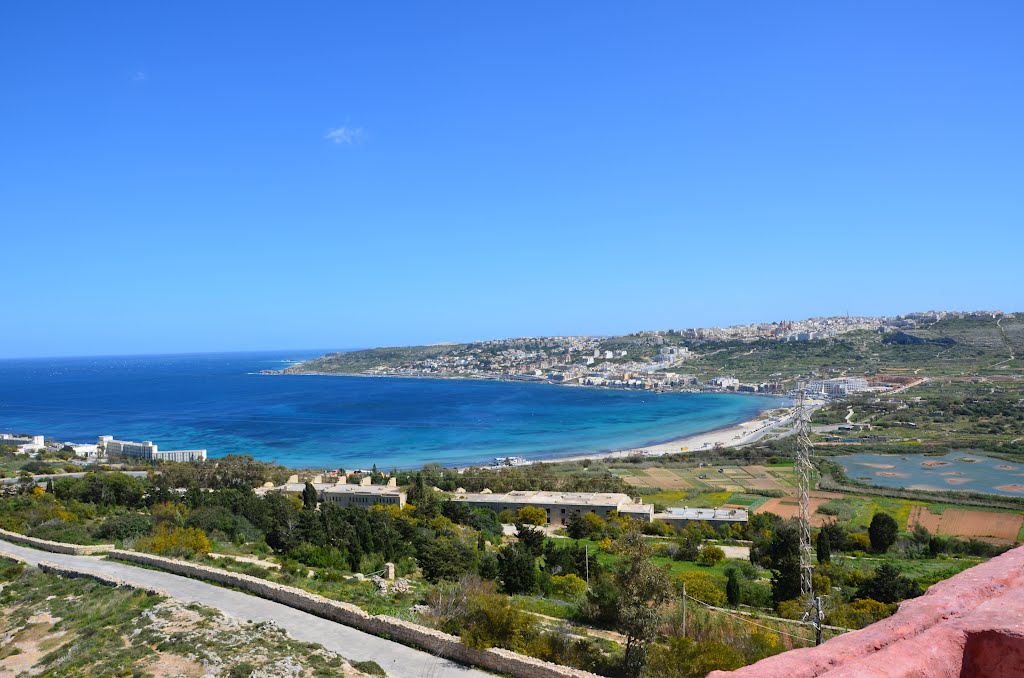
[3,2,1022,358]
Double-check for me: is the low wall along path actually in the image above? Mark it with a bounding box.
[108,550,599,678]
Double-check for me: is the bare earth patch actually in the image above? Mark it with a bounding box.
[908,506,1023,542]
[0,613,71,677]
[144,651,206,677]
[755,497,834,526]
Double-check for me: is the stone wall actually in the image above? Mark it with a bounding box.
[109,550,600,678]
[0,527,113,555]
[709,543,1024,678]
[36,560,163,595]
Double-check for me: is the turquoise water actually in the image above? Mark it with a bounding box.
[0,351,780,470]
[838,451,1024,497]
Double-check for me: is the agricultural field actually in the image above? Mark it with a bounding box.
[611,458,1023,545]
[614,463,799,501]
[908,505,1024,542]
[755,497,834,527]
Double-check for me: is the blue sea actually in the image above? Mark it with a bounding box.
[0,351,780,470]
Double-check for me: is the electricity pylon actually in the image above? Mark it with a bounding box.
[795,385,814,601]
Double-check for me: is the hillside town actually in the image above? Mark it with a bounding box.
[286,311,1005,394]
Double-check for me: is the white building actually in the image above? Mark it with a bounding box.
[0,434,45,455]
[66,443,99,459]
[804,377,870,398]
[707,376,740,389]
[98,436,207,462]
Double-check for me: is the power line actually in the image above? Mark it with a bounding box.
[681,593,817,644]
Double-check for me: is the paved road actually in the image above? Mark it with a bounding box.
[0,539,489,678]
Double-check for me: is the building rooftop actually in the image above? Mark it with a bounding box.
[453,490,639,507]
[322,484,404,495]
[259,482,405,497]
[658,507,748,521]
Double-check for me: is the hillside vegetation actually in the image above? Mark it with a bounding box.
[280,315,1023,385]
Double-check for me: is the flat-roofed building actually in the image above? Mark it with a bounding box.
[320,484,406,508]
[0,434,45,455]
[451,490,653,526]
[258,480,406,509]
[98,436,207,462]
[653,507,748,529]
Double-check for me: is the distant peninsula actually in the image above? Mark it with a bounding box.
[267,310,1020,393]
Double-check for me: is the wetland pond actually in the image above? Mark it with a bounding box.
[837,451,1024,497]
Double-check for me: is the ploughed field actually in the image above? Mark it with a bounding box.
[908,506,1023,542]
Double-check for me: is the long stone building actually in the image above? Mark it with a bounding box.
[450,490,654,525]
[259,474,406,509]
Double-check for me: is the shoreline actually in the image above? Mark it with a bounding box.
[264,367,787,399]
[262,371,796,468]
[530,406,799,466]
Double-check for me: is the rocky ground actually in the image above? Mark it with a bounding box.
[0,558,383,677]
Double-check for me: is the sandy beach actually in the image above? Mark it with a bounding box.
[543,406,800,464]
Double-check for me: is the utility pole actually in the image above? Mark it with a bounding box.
[814,596,824,646]
[682,581,687,638]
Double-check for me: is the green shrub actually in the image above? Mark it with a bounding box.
[94,513,153,542]
[351,660,387,677]
[549,573,587,600]
[135,525,211,557]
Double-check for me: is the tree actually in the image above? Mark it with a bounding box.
[675,523,708,562]
[516,506,547,526]
[615,530,672,678]
[460,592,537,652]
[302,482,318,510]
[726,569,741,606]
[676,571,726,606]
[816,529,831,564]
[497,542,537,594]
[770,555,802,608]
[549,573,587,600]
[868,513,898,553]
[751,519,799,569]
[697,545,725,566]
[515,523,546,556]
[566,511,606,539]
[819,522,847,552]
[856,563,922,604]
[417,536,478,583]
[584,569,620,626]
[478,550,499,580]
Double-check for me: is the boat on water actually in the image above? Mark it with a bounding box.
[493,455,528,467]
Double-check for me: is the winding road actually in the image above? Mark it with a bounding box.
[0,539,489,678]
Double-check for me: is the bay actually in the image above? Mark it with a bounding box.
[0,351,778,470]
